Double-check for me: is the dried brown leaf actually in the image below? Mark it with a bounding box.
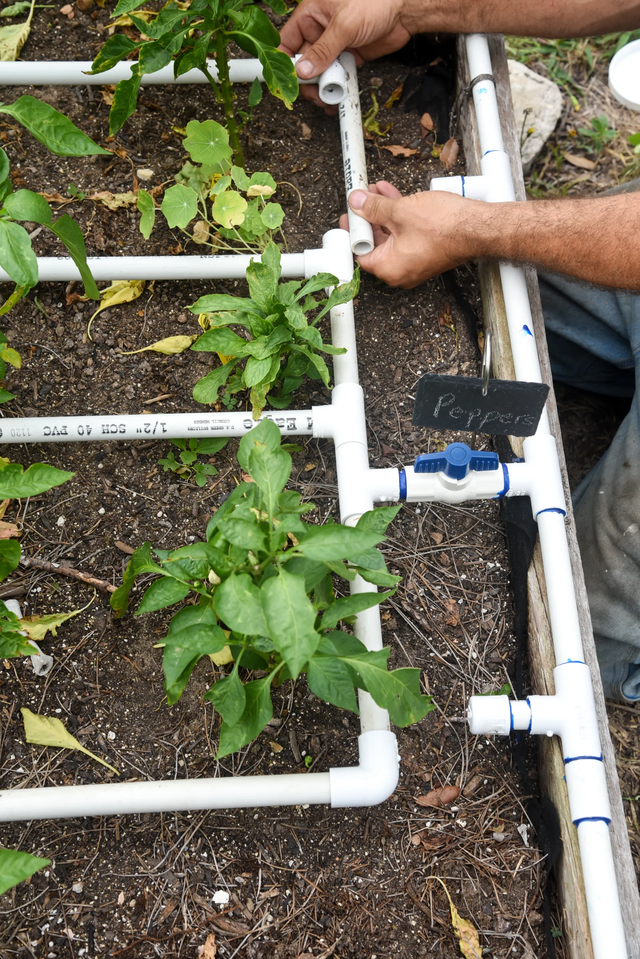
[420,112,434,135]
[300,122,312,140]
[115,541,135,555]
[440,137,459,170]
[564,152,596,170]
[381,144,419,157]
[198,934,217,958]
[430,531,443,544]
[415,784,460,808]
[0,520,19,539]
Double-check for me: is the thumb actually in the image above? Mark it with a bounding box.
[296,19,345,79]
[349,190,398,227]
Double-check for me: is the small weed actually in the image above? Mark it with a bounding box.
[577,115,616,154]
[158,437,228,487]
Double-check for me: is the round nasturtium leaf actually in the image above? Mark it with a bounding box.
[184,119,233,167]
[211,190,248,229]
[260,202,285,230]
[161,184,198,229]
[209,175,232,197]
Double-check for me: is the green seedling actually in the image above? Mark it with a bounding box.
[138,120,285,253]
[90,0,298,167]
[112,420,434,758]
[628,132,640,156]
[158,437,228,487]
[577,114,616,154]
[188,241,359,417]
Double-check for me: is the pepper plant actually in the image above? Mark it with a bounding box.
[90,0,298,166]
[0,459,73,896]
[189,241,358,417]
[112,420,434,758]
[0,95,107,315]
[138,119,285,252]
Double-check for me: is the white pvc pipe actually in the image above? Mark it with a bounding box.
[0,253,307,284]
[0,771,331,821]
[0,410,314,445]
[458,34,627,959]
[337,52,374,257]
[578,820,629,959]
[0,57,347,105]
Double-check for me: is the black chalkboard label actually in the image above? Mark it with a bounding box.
[412,374,549,436]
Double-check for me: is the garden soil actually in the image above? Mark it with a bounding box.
[0,9,555,959]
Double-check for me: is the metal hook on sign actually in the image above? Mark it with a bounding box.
[482,329,492,397]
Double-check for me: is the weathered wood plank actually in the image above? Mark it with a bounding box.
[457,33,640,959]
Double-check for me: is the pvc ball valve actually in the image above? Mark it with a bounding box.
[414,442,499,480]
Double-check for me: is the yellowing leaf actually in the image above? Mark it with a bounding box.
[111,9,155,26]
[0,0,34,63]
[19,606,85,643]
[209,645,233,666]
[21,707,119,775]
[87,280,145,340]
[246,184,275,198]
[1,346,21,369]
[119,334,198,356]
[383,82,403,109]
[428,878,481,959]
[362,92,391,137]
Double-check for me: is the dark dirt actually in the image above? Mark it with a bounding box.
[0,10,551,959]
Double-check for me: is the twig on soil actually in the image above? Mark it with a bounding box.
[19,555,116,594]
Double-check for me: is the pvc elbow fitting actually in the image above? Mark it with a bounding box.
[330,731,399,807]
[304,228,353,285]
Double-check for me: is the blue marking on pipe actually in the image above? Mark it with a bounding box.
[574,816,612,827]
[509,700,514,732]
[482,148,498,156]
[398,469,407,502]
[526,697,532,733]
[522,325,533,336]
[461,176,466,197]
[565,659,586,665]
[564,755,604,764]
[495,463,510,499]
[536,507,567,517]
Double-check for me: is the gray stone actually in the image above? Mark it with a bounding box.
[508,59,563,173]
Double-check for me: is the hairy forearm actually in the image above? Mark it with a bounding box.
[404,0,640,38]
[461,194,640,290]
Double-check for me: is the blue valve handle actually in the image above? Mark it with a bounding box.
[414,442,499,480]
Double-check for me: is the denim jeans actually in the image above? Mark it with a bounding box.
[539,274,640,702]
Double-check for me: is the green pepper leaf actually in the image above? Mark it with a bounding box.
[321,590,394,630]
[205,665,246,726]
[217,673,274,758]
[0,220,37,290]
[109,72,142,136]
[260,568,320,679]
[0,96,109,155]
[137,188,155,240]
[136,576,191,615]
[0,849,51,896]
[214,572,269,636]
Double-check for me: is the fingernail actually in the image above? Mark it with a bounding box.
[349,190,367,210]
[297,59,316,79]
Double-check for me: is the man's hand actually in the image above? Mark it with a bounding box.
[340,183,479,288]
[341,184,640,292]
[279,0,422,108]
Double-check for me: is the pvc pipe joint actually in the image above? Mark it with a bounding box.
[329,731,399,807]
[468,661,611,825]
[402,463,506,503]
[430,150,514,203]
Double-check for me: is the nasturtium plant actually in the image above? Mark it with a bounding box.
[112,420,434,758]
[138,120,285,253]
[158,436,229,486]
[90,0,298,166]
[189,241,359,417]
